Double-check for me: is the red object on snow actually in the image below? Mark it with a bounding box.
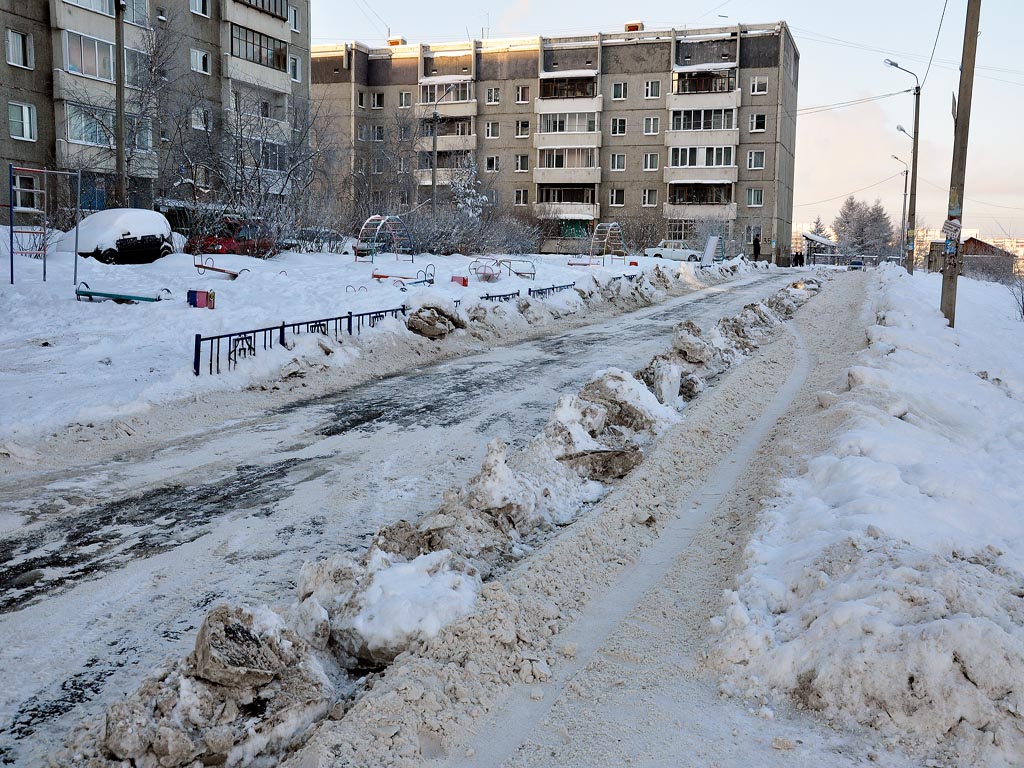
[629,261,639,266]
[451,275,468,287]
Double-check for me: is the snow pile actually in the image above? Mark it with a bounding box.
[55,208,172,254]
[714,266,1024,765]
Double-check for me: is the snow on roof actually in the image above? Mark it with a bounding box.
[666,179,735,185]
[802,231,837,247]
[672,60,737,73]
[418,74,473,84]
[542,212,596,220]
[538,69,599,79]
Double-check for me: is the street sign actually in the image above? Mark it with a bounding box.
[941,218,962,239]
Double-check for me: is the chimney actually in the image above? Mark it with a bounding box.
[387,35,406,46]
[624,20,644,32]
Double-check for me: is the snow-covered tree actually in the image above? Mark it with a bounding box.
[448,156,489,219]
[811,216,829,238]
[833,197,895,256]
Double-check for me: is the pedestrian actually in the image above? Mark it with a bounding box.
[752,234,761,260]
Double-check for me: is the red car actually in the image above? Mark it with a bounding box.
[186,219,278,257]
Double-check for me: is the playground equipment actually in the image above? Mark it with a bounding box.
[7,163,82,285]
[194,253,249,279]
[354,215,414,263]
[75,281,172,304]
[585,222,627,267]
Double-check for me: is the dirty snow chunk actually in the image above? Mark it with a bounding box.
[581,368,682,436]
[333,549,479,665]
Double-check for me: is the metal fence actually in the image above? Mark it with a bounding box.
[527,282,576,299]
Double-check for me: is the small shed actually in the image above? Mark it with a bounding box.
[801,231,840,265]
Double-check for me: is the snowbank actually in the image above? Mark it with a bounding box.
[715,265,1024,766]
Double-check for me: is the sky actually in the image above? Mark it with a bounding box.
[309,0,1024,239]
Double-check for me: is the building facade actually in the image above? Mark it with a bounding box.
[2,0,311,214]
[312,21,798,259]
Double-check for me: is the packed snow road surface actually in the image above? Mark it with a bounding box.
[0,270,794,765]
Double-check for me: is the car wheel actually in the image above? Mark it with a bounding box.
[159,241,173,258]
[688,255,698,262]
[98,248,118,264]
[653,254,662,259]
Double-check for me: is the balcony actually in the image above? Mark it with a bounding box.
[414,134,476,152]
[533,132,602,149]
[534,95,603,115]
[533,167,602,185]
[666,90,741,112]
[56,140,159,178]
[415,100,478,119]
[532,202,600,220]
[224,0,292,39]
[414,168,458,186]
[224,55,292,93]
[663,166,738,184]
[664,128,739,148]
[662,201,737,220]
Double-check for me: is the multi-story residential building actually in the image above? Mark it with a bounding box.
[1,0,310,214]
[312,21,799,260]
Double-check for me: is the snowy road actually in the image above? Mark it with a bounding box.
[0,271,795,764]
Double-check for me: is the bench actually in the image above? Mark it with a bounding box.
[194,254,249,279]
[76,281,171,304]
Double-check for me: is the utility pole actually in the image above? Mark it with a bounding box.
[941,0,982,327]
[907,83,920,274]
[429,84,455,216]
[114,0,127,208]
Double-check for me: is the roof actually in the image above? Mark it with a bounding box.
[538,69,599,79]
[962,236,1016,259]
[418,74,473,84]
[672,61,737,73]
[802,231,837,247]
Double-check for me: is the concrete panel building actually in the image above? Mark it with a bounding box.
[312,21,798,260]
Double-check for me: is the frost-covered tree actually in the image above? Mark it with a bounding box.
[833,197,895,256]
[811,216,830,238]
[449,156,489,219]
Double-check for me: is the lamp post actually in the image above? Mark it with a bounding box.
[884,58,920,274]
[430,83,456,215]
[892,155,909,267]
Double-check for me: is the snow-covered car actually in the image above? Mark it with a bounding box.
[644,240,702,261]
[63,208,174,264]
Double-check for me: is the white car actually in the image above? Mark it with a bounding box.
[644,240,702,261]
[61,208,174,264]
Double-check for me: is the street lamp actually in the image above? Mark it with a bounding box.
[892,155,909,267]
[884,58,920,275]
[430,83,456,215]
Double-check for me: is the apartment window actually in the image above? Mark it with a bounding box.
[485,120,499,138]
[642,188,658,207]
[745,224,763,244]
[68,103,151,149]
[13,173,40,209]
[65,31,114,81]
[357,91,365,108]
[399,91,411,108]
[747,188,764,207]
[485,155,499,172]
[747,150,766,170]
[420,82,471,104]
[670,108,735,131]
[516,85,530,103]
[610,153,625,171]
[8,102,36,141]
[124,48,149,88]
[644,80,660,99]
[514,188,529,206]
[190,0,209,16]
[190,107,210,131]
[670,147,698,167]
[611,82,627,100]
[371,124,384,141]
[230,24,287,71]
[610,117,626,135]
[288,5,300,32]
[751,76,768,95]
[237,0,288,20]
[515,154,529,172]
[538,112,596,133]
[609,188,624,206]
[705,146,733,166]
[371,92,384,109]
[191,48,210,74]
[749,113,766,132]
[289,55,301,82]
[6,30,34,69]
[538,146,596,169]
[486,87,500,105]
[643,152,659,171]
[357,123,368,141]
[371,157,385,175]
[515,119,530,138]
[65,0,145,22]
[643,116,660,135]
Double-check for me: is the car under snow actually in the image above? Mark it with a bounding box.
[61,208,174,264]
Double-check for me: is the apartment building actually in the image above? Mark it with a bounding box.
[312,21,798,260]
[1,0,310,212]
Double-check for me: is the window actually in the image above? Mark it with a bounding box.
[124,48,149,88]
[191,48,210,74]
[13,173,40,209]
[515,119,530,138]
[610,153,625,171]
[420,82,471,103]
[705,146,733,167]
[8,102,36,141]
[539,77,596,99]
[643,152,659,171]
[747,150,765,170]
[371,157,385,175]
[485,155,499,172]
[371,124,384,141]
[399,91,411,108]
[485,120,499,138]
[670,147,698,167]
[749,113,766,132]
[642,188,658,207]
[745,224,762,244]
[237,0,288,19]
[190,107,210,131]
[747,188,764,207]
[371,92,384,109]
[357,123,368,141]
[643,116,660,135]
[538,146,597,169]
[190,0,209,16]
[644,80,660,99]
[516,85,530,103]
[357,91,365,108]
[486,87,500,105]
[6,30,34,69]
[230,24,287,71]
[65,31,114,81]
[750,76,768,95]
[609,188,624,206]
[611,82,627,100]
[65,0,146,22]
[289,55,301,82]
[67,103,151,149]
[514,188,529,206]
[670,109,735,131]
[538,112,596,133]
[288,5,300,31]
[610,117,626,135]
[515,154,529,172]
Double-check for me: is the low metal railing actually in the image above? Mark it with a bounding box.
[480,290,521,302]
[527,282,576,298]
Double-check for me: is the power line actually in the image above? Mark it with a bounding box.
[794,172,903,207]
[919,176,1024,212]
[797,89,911,116]
[922,0,950,87]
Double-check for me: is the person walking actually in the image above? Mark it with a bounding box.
[752,234,761,260]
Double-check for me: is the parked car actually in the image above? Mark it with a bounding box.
[849,259,865,270]
[186,219,279,258]
[64,208,174,264]
[644,240,702,261]
[295,227,346,253]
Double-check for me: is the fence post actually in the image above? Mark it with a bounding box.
[192,333,202,376]
[346,311,353,336]
[401,304,407,316]
[279,322,285,348]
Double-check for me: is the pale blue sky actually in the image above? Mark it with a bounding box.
[312,0,1024,237]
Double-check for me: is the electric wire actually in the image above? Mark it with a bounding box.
[794,172,904,207]
[922,0,950,87]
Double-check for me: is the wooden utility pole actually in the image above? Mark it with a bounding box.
[114,0,127,207]
[941,0,982,326]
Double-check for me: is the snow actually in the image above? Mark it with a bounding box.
[54,209,171,254]
[672,60,737,72]
[418,74,473,84]
[538,69,599,79]
[802,231,836,247]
